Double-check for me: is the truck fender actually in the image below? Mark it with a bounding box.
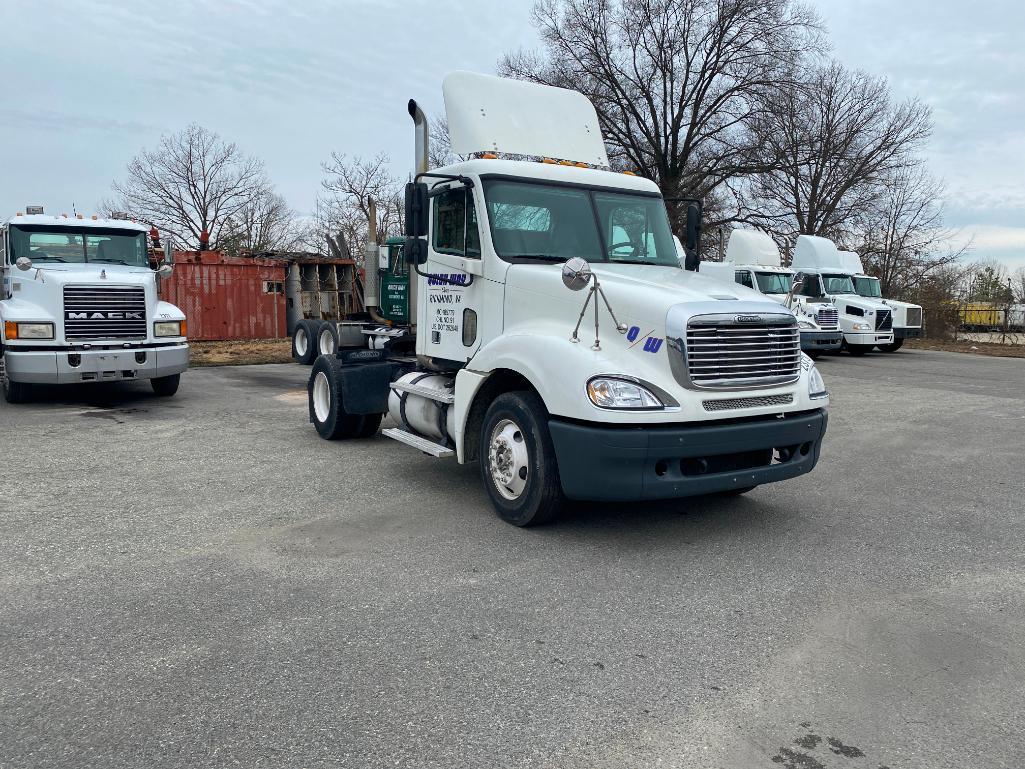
[154,300,186,321]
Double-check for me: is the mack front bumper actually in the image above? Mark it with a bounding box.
[548,409,827,501]
[4,344,189,384]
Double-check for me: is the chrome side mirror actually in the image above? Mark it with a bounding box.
[156,263,174,279]
[15,256,32,271]
[562,257,592,291]
[785,276,804,309]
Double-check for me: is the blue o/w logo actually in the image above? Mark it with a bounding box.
[626,326,663,353]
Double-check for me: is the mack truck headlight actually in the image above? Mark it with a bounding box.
[4,321,54,340]
[587,376,664,410]
[808,364,828,400]
[852,322,872,331]
[154,320,186,337]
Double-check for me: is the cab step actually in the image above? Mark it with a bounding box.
[381,427,454,457]
[389,381,455,403]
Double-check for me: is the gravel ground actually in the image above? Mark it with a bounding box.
[1,348,1023,769]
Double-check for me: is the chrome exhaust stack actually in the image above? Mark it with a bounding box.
[408,99,430,176]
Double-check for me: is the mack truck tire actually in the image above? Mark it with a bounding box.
[308,356,381,440]
[877,339,904,353]
[317,322,338,357]
[1,362,31,404]
[150,374,180,397]
[292,320,318,365]
[480,391,564,527]
[845,343,873,356]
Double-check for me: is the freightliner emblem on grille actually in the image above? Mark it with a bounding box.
[734,314,762,323]
[65,311,144,320]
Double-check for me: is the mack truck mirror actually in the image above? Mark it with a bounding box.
[15,256,32,271]
[156,263,174,279]
[684,202,702,271]
[562,257,592,291]
[404,182,429,238]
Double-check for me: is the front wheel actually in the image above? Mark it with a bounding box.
[480,391,564,527]
[846,343,873,356]
[877,339,904,353]
[150,374,180,397]
[805,350,822,360]
[1,360,31,403]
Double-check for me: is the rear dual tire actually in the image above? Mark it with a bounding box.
[292,320,318,365]
[308,356,382,440]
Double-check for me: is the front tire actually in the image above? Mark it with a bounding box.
[308,356,380,440]
[292,320,318,365]
[150,374,180,397]
[1,358,31,403]
[480,391,564,527]
[846,343,873,356]
[877,339,904,352]
[806,350,822,360]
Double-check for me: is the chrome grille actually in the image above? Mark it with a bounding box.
[816,307,839,329]
[875,309,892,331]
[63,285,147,339]
[685,317,801,388]
[703,393,794,412]
[905,307,922,327]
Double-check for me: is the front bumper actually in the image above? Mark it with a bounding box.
[548,408,828,501]
[4,344,189,384]
[800,330,842,351]
[894,327,922,339]
[844,331,893,345]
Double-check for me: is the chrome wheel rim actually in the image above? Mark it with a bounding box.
[319,328,334,355]
[295,328,308,357]
[313,371,331,423]
[488,418,529,500]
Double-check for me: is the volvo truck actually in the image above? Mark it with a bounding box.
[306,72,829,526]
[701,230,842,358]
[0,210,188,403]
[838,251,923,352]
[789,235,895,356]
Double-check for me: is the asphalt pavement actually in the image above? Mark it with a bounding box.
[1,349,1023,769]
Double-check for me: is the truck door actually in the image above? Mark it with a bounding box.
[422,184,485,363]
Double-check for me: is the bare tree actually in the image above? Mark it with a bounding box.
[219,190,304,256]
[1011,266,1025,304]
[318,153,404,263]
[108,124,271,249]
[500,0,822,229]
[851,168,966,296]
[744,61,932,242]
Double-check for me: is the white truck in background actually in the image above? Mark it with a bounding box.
[305,71,829,526]
[838,251,923,352]
[790,235,895,356]
[700,229,842,358]
[0,209,188,403]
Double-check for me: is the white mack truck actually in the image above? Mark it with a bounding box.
[789,235,895,356]
[0,209,188,403]
[838,250,923,352]
[306,72,829,526]
[700,229,842,358]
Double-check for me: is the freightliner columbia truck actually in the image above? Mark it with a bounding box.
[0,209,188,403]
[306,72,829,525]
[701,229,842,358]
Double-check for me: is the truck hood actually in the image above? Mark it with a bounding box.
[14,263,157,288]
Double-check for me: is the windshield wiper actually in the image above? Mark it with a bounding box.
[609,259,663,266]
[28,256,67,262]
[512,254,570,262]
[91,258,129,265]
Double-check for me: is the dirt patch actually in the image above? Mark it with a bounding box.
[189,339,293,367]
[906,339,1025,359]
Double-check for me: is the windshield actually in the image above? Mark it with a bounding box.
[821,273,856,295]
[10,225,149,267]
[853,275,881,298]
[482,180,680,266]
[755,271,792,294]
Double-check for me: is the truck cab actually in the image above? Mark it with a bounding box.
[790,235,895,356]
[838,250,922,352]
[306,72,829,526]
[0,210,188,402]
[700,229,842,358]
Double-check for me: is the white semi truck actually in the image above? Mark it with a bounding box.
[0,210,188,403]
[306,72,829,526]
[838,251,923,352]
[789,235,895,356]
[700,230,842,358]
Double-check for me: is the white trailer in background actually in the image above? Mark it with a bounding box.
[790,235,894,355]
[305,71,830,526]
[838,251,923,352]
[700,230,842,358]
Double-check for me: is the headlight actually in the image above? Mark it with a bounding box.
[154,320,185,337]
[808,364,828,399]
[852,322,871,331]
[587,377,663,409]
[4,321,54,340]
[798,320,815,329]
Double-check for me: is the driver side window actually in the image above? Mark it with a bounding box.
[432,188,481,258]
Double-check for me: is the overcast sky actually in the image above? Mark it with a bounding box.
[3,0,1022,270]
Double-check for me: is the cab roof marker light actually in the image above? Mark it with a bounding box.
[622,170,637,176]
[541,157,557,164]
[480,152,498,159]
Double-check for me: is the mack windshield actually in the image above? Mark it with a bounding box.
[853,276,882,297]
[755,272,793,294]
[821,273,856,294]
[483,180,679,266]
[10,225,149,267]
